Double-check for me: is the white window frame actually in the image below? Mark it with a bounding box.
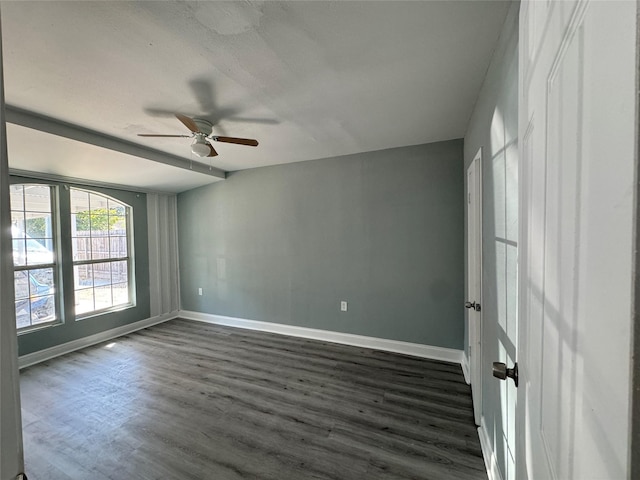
[70,188,135,319]
[10,183,60,333]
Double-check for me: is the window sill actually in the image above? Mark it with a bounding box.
[17,319,63,336]
[74,302,136,321]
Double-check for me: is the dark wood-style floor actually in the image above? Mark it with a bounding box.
[20,318,486,480]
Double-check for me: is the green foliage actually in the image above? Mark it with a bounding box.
[25,217,47,238]
[75,208,121,232]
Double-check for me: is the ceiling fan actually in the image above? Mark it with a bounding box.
[138,114,258,158]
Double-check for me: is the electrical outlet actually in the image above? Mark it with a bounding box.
[198,288,203,296]
[340,301,348,312]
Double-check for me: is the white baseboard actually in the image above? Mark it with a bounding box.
[179,310,464,364]
[461,352,471,384]
[478,417,505,480]
[19,311,179,369]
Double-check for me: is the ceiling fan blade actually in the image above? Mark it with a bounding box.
[189,77,216,114]
[176,114,201,133]
[137,134,191,137]
[212,136,259,147]
[207,143,218,157]
[226,116,279,125]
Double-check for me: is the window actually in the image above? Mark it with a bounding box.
[9,180,139,332]
[10,184,57,330]
[70,189,133,316]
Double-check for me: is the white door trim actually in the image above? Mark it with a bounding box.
[0,15,25,477]
[467,147,483,426]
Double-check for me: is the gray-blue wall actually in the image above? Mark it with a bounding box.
[178,140,465,350]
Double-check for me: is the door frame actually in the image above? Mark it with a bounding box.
[0,9,25,478]
[466,147,483,426]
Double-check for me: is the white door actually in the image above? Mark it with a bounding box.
[466,149,482,426]
[517,1,636,479]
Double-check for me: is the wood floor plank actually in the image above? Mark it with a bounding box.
[20,318,486,480]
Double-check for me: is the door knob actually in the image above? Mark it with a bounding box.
[465,301,481,312]
[492,362,518,387]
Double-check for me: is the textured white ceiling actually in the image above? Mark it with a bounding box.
[1,1,510,192]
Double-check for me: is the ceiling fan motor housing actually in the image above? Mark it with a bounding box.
[193,118,213,136]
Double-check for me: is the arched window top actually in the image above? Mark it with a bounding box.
[70,188,130,227]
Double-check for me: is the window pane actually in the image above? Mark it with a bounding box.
[70,189,90,213]
[29,268,55,326]
[15,301,30,329]
[11,211,25,237]
[71,212,91,234]
[90,193,108,211]
[10,185,24,211]
[74,264,94,290]
[23,185,51,213]
[94,284,113,310]
[75,288,94,315]
[31,295,55,325]
[112,282,129,306]
[108,199,125,215]
[29,268,54,291]
[92,262,111,287]
[72,236,90,261]
[109,237,127,258]
[91,237,110,260]
[90,214,109,234]
[109,216,126,232]
[25,212,51,238]
[12,239,26,266]
[111,260,128,284]
[15,268,56,329]
[25,238,54,266]
[14,270,29,299]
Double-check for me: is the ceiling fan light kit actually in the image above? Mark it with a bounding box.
[137,114,258,159]
[191,137,211,157]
